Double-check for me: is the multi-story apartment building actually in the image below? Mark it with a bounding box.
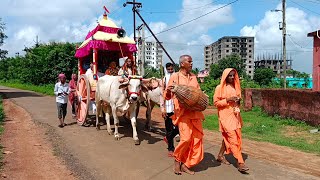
[137,41,163,69]
[204,36,255,78]
[254,53,293,76]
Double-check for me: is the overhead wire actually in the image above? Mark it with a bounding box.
[288,0,320,16]
[144,0,239,39]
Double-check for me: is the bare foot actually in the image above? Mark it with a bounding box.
[181,164,195,175]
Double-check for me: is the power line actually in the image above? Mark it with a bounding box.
[289,0,320,16]
[144,0,239,39]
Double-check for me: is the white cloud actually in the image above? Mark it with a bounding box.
[144,0,234,69]
[1,0,121,56]
[240,4,320,73]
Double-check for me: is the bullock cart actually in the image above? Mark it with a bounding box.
[74,12,137,126]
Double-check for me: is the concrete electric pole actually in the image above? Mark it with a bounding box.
[272,0,287,88]
[282,0,287,88]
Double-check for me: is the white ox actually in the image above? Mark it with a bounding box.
[95,75,147,145]
[136,78,163,131]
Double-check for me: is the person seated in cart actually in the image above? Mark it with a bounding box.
[105,61,119,76]
[118,57,137,76]
[85,63,94,77]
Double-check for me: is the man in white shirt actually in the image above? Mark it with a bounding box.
[160,63,179,157]
[54,73,69,128]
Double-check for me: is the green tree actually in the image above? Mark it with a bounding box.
[253,68,276,86]
[208,54,246,79]
[191,68,200,75]
[0,18,8,60]
[144,67,162,78]
[0,42,78,85]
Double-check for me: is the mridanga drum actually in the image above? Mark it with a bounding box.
[171,85,209,111]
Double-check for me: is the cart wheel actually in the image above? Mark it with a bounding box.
[76,75,91,126]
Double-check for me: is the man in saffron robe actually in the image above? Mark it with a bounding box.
[166,55,204,175]
[213,68,249,172]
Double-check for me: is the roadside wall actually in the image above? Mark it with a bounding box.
[243,88,320,126]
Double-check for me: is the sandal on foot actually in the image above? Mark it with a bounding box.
[238,163,249,172]
[217,155,230,165]
[173,160,182,175]
[58,124,64,128]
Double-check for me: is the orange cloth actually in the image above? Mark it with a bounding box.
[222,129,244,163]
[165,72,204,168]
[213,68,244,164]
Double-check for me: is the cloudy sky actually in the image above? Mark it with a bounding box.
[1,0,320,73]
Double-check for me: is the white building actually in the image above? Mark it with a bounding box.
[138,41,163,69]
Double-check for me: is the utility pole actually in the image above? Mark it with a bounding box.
[282,0,287,89]
[124,0,176,67]
[34,35,40,47]
[137,24,145,76]
[123,1,142,67]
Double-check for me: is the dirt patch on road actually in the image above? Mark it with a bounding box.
[0,99,75,180]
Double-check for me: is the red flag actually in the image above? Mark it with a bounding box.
[103,6,110,14]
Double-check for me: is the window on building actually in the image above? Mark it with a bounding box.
[249,50,252,53]
[226,45,229,47]
[226,50,229,53]
[249,61,252,63]
[249,65,252,68]
[249,39,252,42]
[249,71,252,74]
[249,55,252,58]
[249,45,252,47]
[226,39,230,42]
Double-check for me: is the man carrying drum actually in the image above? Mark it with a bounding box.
[166,55,205,175]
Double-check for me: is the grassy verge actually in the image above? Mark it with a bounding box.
[0,81,54,96]
[0,96,4,167]
[204,107,320,154]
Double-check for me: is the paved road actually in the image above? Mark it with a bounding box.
[1,86,318,180]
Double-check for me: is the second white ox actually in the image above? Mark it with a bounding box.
[95,75,148,145]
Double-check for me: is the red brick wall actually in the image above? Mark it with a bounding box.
[243,88,320,126]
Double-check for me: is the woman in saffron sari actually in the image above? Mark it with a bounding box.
[68,74,78,118]
[213,68,249,172]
